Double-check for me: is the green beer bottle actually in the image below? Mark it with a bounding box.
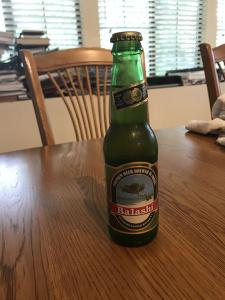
[103,31,158,247]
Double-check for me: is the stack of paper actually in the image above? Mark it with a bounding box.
[0,58,28,101]
[16,30,49,54]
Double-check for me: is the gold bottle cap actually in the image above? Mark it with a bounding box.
[110,31,143,43]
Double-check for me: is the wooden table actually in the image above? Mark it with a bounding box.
[0,128,225,299]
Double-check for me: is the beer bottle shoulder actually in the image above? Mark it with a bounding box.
[103,123,158,166]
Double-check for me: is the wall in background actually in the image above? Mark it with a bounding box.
[204,0,217,46]
[0,84,214,154]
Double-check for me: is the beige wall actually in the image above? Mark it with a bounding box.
[148,84,211,129]
[0,101,42,153]
[0,84,215,154]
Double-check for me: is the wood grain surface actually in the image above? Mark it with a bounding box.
[0,128,225,300]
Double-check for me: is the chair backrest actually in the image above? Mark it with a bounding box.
[200,43,225,111]
[21,48,113,145]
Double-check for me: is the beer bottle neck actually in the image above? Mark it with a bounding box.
[111,41,148,125]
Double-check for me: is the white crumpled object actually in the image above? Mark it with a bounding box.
[185,93,225,146]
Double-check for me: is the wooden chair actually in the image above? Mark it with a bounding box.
[200,43,225,111]
[21,48,113,145]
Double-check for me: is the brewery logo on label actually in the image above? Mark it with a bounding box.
[113,81,148,110]
[106,162,158,234]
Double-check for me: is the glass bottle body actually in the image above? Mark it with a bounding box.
[103,39,158,247]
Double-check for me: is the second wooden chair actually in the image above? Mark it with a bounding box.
[200,43,225,113]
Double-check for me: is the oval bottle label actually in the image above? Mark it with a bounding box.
[112,81,148,110]
[106,162,158,235]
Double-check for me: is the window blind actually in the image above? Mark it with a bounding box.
[1,0,82,49]
[98,0,205,76]
[217,0,225,46]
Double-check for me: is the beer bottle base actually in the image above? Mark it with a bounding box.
[108,225,158,247]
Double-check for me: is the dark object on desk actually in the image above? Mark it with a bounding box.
[0,31,14,60]
[165,67,205,86]
[165,66,203,75]
[200,42,225,111]
[19,29,45,37]
[147,75,183,88]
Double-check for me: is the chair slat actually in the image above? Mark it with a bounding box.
[65,69,86,140]
[84,66,99,138]
[74,66,93,139]
[58,69,83,140]
[48,71,79,141]
[95,65,104,137]
[60,69,82,140]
